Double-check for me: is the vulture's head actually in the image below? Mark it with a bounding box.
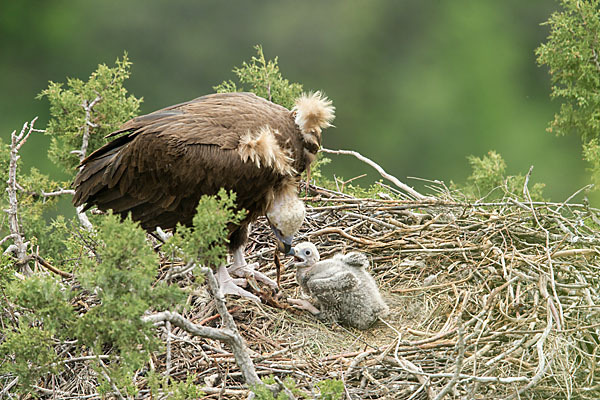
[266,194,306,255]
[292,92,335,164]
[292,242,320,268]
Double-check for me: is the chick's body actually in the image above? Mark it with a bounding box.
[293,243,389,330]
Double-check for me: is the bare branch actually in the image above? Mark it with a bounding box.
[144,266,261,387]
[0,233,18,247]
[5,118,41,275]
[40,188,75,197]
[165,320,172,378]
[434,321,465,400]
[0,376,19,397]
[97,356,125,400]
[79,94,102,163]
[273,376,296,400]
[73,94,102,231]
[200,266,261,386]
[33,254,73,278]
[320,147,430,200]
[76,204,94,231]
[142,310,234,342]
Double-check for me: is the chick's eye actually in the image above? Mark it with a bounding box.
[306,250,311,255]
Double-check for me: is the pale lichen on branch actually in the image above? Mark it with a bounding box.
[4,118,44,275]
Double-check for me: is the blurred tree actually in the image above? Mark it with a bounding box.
[0,0,591,203]
[38,53,142,173]
[536,0,600,189]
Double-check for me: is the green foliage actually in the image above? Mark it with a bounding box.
[251,375,308,399]
[302,152,332,188]
[214,45,303,109]
[0,254,15,289]
[0,133,69,262]
[147,371,206,399]
[465,150,508,196]
[583,139,600,187]
[0,275,75,389]
[165,189,246,268]
[17,168,67,255]
[317,379,344,400]
[536,0,600,186]
[0,323,59,388]
[75,213,183,372]
[7,275,76,332]
[2,54,143,264]
[38,52,142,174]
[251,376,342,399]
[0,138,10,191]
[0,214,185,394]
[453,151,545,201]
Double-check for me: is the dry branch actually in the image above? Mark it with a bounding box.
[143,266,261,388]
[320,147,430,201]
[8,173,600,399]
[4,118,43,275]
[72,94,102,231]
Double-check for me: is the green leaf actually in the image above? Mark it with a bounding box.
[38,52,142,174]
[214,45,303,109]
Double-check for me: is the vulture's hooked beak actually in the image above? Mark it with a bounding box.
[270,225,295,256]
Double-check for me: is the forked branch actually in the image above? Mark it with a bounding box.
[320,147,430,200]
[4,118,43,275]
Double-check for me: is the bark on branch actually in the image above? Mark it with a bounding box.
[320,147,430,201]
[143,266,261,388]
[4,118,43,275]
[73,94,102,232]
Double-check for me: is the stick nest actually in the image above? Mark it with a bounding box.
[15,182,600,399]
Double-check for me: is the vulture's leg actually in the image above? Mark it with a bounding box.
[288,298,321,315]
[228,247,279,290]
[215,264,260,302]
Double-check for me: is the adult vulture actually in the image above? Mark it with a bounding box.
[73,91,335,300]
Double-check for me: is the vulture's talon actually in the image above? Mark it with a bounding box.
[231,277,248,288]
[219,279,261,303]
[229,262,279,290]
[216,265,261,302]
[246,276,261,293]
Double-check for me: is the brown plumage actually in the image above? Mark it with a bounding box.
[73,91,334,300]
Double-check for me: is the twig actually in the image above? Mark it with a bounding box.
[434,320,465,400]
[76,204,94,231]
[0,234,18,247]
[165,321,172,378]
[201,266,261,386]
[508,306,554,399]
[273,376,296,400]
[73,95,101,231]
[320,147,429,200]
[143,311,238,343]
[40,188,75,197]
[0,377,19,398]
[32,254,73,278]
[308,227,381,246]
[143,266,261,387]
[97,356,125,400]
[79,95,102,163]
[5,118,42,275]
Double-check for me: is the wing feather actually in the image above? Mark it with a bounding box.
[74,92,304,231]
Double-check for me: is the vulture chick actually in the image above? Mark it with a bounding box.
[288,242,389,330]
[73,92,334,301]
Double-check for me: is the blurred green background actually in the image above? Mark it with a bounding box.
[0,0,591,204]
